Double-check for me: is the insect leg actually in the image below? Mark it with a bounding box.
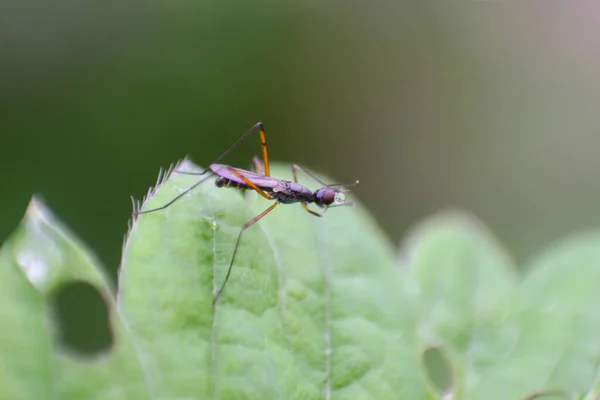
[301,203,323,217]
[292,164,328,186]
[292,164,359,188]
[174,122,269,176]
[212,201,279,306]
[291,164,324,217]
[228,167,271,200]
[136,122,266,214]
[258,124,270,177]
[135,174,212,215]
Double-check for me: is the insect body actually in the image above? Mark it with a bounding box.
[211,164,347,207]
[135,122,358,306]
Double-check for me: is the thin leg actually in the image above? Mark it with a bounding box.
[291,166,324,217]
[292,164,328,186]
[229,167,271,200]
[137,122,267,214]
[173,170,204,175]
[292,164,359,188]
[327,202,356,208]
[258,125,270,177]
[301,203,323,217]
[212,201,279,307]
[327,181,360,188]
[135,175,212,215]
[174,122,270,176]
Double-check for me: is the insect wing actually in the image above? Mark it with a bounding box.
[210,164,281,189]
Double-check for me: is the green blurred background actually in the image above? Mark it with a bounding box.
[3,0,600,285]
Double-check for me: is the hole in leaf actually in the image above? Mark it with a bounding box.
[422,346,453,395]
[50,280,113,356]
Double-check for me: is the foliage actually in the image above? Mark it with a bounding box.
[1,161,599,400]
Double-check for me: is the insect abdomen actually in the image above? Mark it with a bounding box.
[215,177,247,189]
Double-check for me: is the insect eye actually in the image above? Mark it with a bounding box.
[320,188,346,205]
[319,189,335,205]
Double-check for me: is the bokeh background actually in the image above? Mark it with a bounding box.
[3,0,600,283]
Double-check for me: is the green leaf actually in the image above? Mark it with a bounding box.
[0,198,149,400]
[400,211,518,344]
[469,232,600,400]
[6,160,600,400]
[118,160,433,400]
[402,212,600,400]
[399,211,519,397]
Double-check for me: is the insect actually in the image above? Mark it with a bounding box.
[135,122,358,306]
